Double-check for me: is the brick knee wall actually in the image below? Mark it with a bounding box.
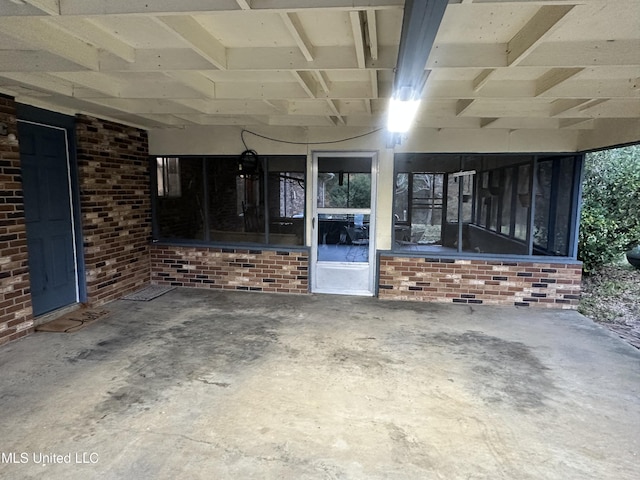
[379,256,582,309]
[76,115,151,306]
[0,97,34,346]
[150,245,309,294]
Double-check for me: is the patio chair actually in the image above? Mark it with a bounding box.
[345,226,369,261]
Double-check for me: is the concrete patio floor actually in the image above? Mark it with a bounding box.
[1,289,638,479]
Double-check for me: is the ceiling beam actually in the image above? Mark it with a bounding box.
[577,98,609,112]
[49,17,136,63]
[49,72,123,97]
[291,71,316,98]
[89,42,640,74]
[0,72,74,97]
[23,0,60,15]
[47,0,404,16]
[155,16,227,70]
[280,12,314,62]
[365,9,379,61]
[314,71,331,94]
[472,69,495,92]
[235,0,251,9]
[165,71,216,98]
[535,67,583,96]
[350,11,367,69]
[507,5,574,66]
[393,0,450,96]
[456,99,474,116]
[550,98,591,116]
[480,117,499,128]
[559,118,594,129]
[370,70,379,98]
[326,99,345,125]
[364,99,372,115]
[0,18,100,70]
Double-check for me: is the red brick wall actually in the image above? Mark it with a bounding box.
[150,245,309,294]
[0,97,34,345]
[379,256,582,309]
[76,115,151,306]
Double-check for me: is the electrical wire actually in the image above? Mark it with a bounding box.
[240,127,383,150]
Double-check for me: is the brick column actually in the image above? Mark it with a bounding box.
[76,115,151,306]
[0,97,34,345]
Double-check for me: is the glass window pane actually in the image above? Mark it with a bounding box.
[552,157,575,256]
[207,157,265,243]
[157,157,204,240]
[394,173,409,223]
[317,213,369,263]
[267,159,305,246]
[411,173,443,244]
[461,174,474,223]
[500,167,514,235]
[514,164,531,241]
[489,171,500,231]
[320,172,371,208]
[534,160,553,250]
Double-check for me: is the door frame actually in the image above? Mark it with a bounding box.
[17,105,86,311]
[310,150,378,295]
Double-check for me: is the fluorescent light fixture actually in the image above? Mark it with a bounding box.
[387,97,421,133]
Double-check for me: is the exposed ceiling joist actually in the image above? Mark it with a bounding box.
[480,117,499,128]
[535,67,583,96]
[155,16,227,70]
[550,98,591,116]
[0,17,99,70]
[577,98,609,112]
[365,9,378,61]
[326,99,345,125]
[166,71,216,99]
[370,70,379,98]
[472,69,495,92]
[350,11,367,69]
[559,118,594,129]
[23,0,60,15]
[51,17,136,63]
[21,0,405,16]
[507,5,575,66]
[280,12,314,62]
[456,99,474,116]
[50,72,123,97]
[291,71,316,98]
[314,71,331,94]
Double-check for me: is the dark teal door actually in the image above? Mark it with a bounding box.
[19,122,77,316]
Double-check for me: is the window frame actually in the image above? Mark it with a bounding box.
[151,155,307,248]
[391,153,583,259]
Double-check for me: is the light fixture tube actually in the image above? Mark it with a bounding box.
[387,97,421,133]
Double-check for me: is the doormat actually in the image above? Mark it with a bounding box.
[122,285,175,301]
[36,308,109,334]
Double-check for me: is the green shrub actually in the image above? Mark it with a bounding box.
[579,145,640,272]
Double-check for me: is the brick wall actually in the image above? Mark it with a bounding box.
[379,256,582,309]
[0,97,34,345]
[150,245,309,294]
[76,115,151,306]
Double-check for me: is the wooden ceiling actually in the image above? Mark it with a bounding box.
[0,0,638,146]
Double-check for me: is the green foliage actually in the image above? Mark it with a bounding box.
[325,173,371,208]
[579,145,640,272]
